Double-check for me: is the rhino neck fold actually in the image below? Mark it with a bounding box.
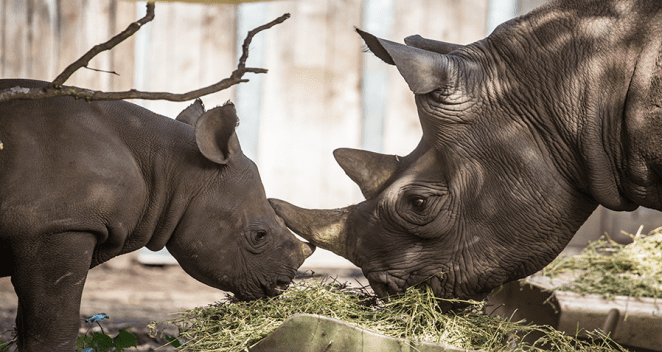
[482,5,656,211]
[127,116,203,252]
[141,172,191,252]
[578,23,662,211]
[618,26,662,211]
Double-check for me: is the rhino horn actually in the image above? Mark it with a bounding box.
[404,34,462,55]
[335,138,432,200]
[356,28,460,95]
[269,199,352,260]
[333,148,400,200]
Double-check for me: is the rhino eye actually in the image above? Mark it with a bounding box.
[397,192,443,227]
[254,230,268,243]
[255,230,267,242]
[247,229,270,251]
[410,196,427,210]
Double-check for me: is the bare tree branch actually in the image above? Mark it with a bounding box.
[48,2,156,88]
[238,13,290,70]
[0,4,290,103]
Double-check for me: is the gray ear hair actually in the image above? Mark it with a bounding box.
[176,99,206,125]
[194,102,240,165]
[356,28,456,94]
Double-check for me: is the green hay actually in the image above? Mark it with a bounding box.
[163,277,627,352]
[542,226,662,300]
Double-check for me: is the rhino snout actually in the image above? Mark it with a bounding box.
[275,275,293,294]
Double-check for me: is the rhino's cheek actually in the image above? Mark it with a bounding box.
[241,249,302,298]
[166,237,255,298]
[359,244,441,296]
[364,263,455,299]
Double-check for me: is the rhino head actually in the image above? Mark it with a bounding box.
[166,100,315,300]
[270,133,595,306]
[270,0,662,304]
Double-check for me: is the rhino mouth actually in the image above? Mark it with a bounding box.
[366,271,409,297]
[263,275,294,297]
[367,270,491,312]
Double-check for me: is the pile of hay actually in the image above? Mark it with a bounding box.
[164,277,627,351]
[542,226,662,299]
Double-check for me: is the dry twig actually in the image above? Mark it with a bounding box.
[48,2,156,88]
[0,4,289,103]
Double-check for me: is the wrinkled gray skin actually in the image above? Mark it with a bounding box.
[270,0,662,310]
[0,79,314,351]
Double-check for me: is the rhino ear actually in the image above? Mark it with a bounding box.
[357,28,457,94]
[334,148,401,200]
[176,98,206,126]
[404,34,462,55]
[194,101,240,165]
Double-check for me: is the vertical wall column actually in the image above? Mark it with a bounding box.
[360,0,394,153]
[234,2,268,163]
[486,0,517,34]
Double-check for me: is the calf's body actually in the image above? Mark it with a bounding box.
[0,79,313,350]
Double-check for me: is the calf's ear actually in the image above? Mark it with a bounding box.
[176,98,206,125]
[194,101,240,165]
[356,28,458,95]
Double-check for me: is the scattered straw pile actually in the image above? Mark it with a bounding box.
[542,226,662,299]
[165,277,627,351]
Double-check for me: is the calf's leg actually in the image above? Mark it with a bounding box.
[11,231,96,351]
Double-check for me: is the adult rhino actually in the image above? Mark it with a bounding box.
[0,79,314,351]
[270,0,662,309]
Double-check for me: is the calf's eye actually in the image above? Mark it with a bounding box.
[254,230,268,243]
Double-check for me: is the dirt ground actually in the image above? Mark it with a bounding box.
[0,253,367,351]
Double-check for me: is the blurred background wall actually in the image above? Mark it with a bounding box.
[2,0,661,267]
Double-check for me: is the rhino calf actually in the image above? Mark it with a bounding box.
[0,79,314,351]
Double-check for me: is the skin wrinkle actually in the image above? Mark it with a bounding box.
[419,94,473,127]
[455,220,505,297]
[359,215,430,291]
[237,249,259,299]
[492,26,624,212]
[233,233,284,299]
[484,33,585,193]
[448,116,564,296]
